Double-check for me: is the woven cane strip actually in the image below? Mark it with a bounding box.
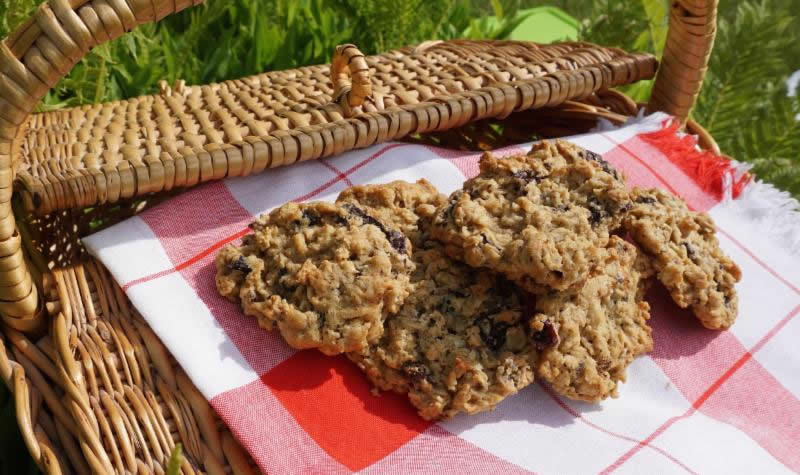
[648,0,717,121]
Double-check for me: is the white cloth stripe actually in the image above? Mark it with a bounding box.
[83,216,174,286]
[127,274,257,399]
[657,412,796,475]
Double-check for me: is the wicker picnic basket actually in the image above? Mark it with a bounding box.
[0,0,720,473]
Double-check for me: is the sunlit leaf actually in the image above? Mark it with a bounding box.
[166,444,182,475]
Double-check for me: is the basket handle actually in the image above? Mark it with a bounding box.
[0,0,204,329]
[330,44,372,117]
[647,0,718,123]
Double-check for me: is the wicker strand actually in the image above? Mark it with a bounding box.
[648,0,717,122]
[331,44,372,116]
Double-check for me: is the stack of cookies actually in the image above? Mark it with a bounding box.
[215,140,742,420]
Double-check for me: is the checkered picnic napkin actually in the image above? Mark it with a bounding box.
[84,113,800,474]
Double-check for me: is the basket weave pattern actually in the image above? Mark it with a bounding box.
[17,41,655,216]
[0,0,718,473]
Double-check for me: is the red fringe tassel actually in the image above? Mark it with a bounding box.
[639,120,752,199]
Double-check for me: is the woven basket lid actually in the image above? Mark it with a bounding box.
[14,40,657,216]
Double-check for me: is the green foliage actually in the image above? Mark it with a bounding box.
[0,0,38,36]
[635,0,669,54]
[694,0,800,174]
[739,93,800,197]
[41,0,357,109]
[166,443,183,475]
[329,0,449,52]
[456,0,546,40]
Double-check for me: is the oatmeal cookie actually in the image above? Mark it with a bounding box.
[215,201,414,355]
[349,239,547,420]
[623,187,741,329]
[336,179,447,243]
[431,139,631,293]
[633,242,656,301]
[534,236,653,402]
[341,181,552,419]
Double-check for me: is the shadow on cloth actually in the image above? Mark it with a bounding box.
[646,283,727,361]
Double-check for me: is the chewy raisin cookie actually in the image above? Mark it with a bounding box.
[534,236,653,402]
[350,240,551,420]
[215,201,414,355]
[431,139,631,293]
[340,181,553,419]
[336,179,447,243]
[623,187,742,330]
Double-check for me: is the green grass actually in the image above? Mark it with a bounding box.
[0,0,798,472]
[1,0,530,109]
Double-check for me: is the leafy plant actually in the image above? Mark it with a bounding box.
[329,0,450,52]
[693,0,800,197]
[166,443,183,475]
[457,0,544,40]
[736,93,800,196]
[0,0,38,36]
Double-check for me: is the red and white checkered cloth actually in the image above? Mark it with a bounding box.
[84,113,800,474]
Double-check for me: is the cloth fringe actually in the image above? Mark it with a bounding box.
[639,120,752,200]
[722,164,800,255]
[596,113,800,254]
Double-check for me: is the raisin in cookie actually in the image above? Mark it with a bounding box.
[534,236,653,402]
[215,201,414,355]
[340,181,551,419]
[349,239,546,420]
[431,139,631,293]
[336,179,447,243]
[623,187,742,330]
